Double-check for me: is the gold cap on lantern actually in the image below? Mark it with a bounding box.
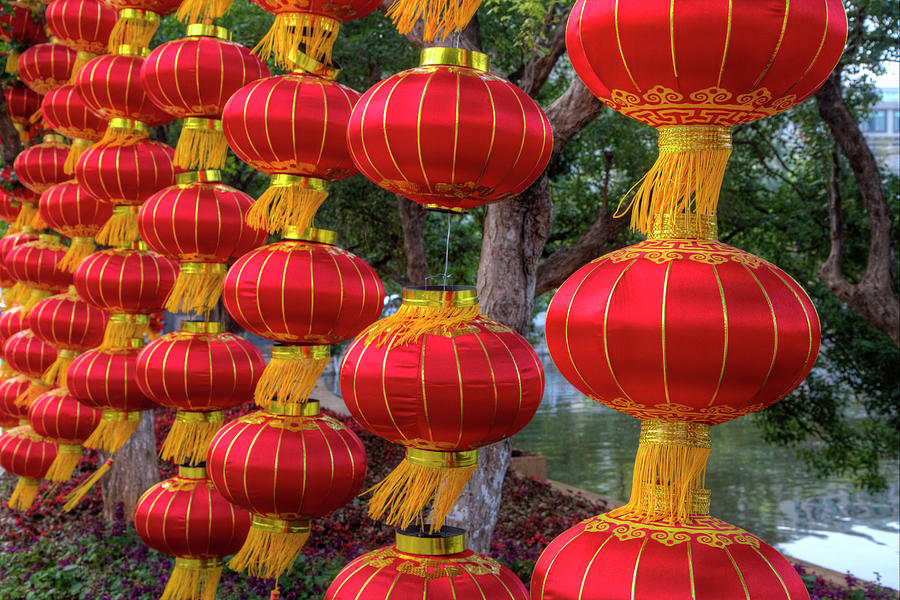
[395,526,467,556]
[420,47,490,72]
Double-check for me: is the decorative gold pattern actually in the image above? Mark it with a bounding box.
[582,513,762,549]
[602,397,768,425]
[362,546,502,580]
[602,239,769,269]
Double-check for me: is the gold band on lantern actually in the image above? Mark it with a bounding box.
[401,286,478,309]
[291,48,340,80]
[101,410,142,422]
[174,557,223,570]
[639,420,711,449]
[43,134,65,144]
[268,400,320,417]
[175,410,223,424]
[119,8,160,23]
[72,137,92,151]
[647,484,711,516]
[38,233,61,243]
[178,465,209,479]
[108,118,150,134]
[252,515,310,534]
[71,236,93,247]
[281,225,337,245]
[396,529,466,556]
[419,48,490,72]
[180,321,224,334]
[406,448,478,469]
[129,337,145,349]
[18,419,28,426]
[109,313,150,325]
[270,174,328,191]
[185,24,231,40]
[422,203,466,213]
[181,262,227,275]
[182,117,223,133]
[117,45,151,57]
[13,123,26,134]
[657,125,732,153]
[20,477,41,486]
[58,349,79,360]
[271,345,330,361]
[648,214,719,241]
[58,444,82,454]
[76,51,95,63]
[176,170,221,185]
[112,205,140,215]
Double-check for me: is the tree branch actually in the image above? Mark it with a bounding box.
[545,78,605,164]
[733,138,812,204]
[510,18,568,97]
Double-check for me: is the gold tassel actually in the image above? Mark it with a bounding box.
[617,125,733,235]
[247,176,328,235]
[22,288,51,316]
[174,119,228,171]
[4,283,26,307]
[14,203,38,230]
[15,380,52,409]
[366,448,478,532]
[252,13,340,69]
[95,206,140,248]
[159,410,224,466]
[608,419,711,525]
[386,0,482,40]
[45,444,83,482]
[5,52,18,74]
[161,558,223,600]
[175,0,233,26]
[101,314,150,350]
[63,457,113,512]
[8,476,41,511]
[64,138,94,175]
[363,287,480,349]
[95,118,150,147]
[83,410,141,453]
[0,362,15,380]
[14,122,30,144]
[254,345,329,408]
[164,263,226,315]
[108,9,161,52]
[29,210,48,231]
[69,51,95,84]
[42,349,79,388]
[228,517,310,579]
[59,238,97,272]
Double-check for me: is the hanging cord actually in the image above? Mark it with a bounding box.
[441,212,452,289]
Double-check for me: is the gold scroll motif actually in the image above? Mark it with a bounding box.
[582,513,762,549]
[601,239,769,268]
[364,547,501,580]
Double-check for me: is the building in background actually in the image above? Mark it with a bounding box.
[860,86,899,175]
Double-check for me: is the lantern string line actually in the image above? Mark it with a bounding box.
[441,212,452,289]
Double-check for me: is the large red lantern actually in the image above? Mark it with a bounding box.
[17,43,76,95]
[138,172,265,314]
[140,27,268,170]
[340,286,544,531]
[134,466,252,600]
[3,83,42,144]
[74,139,176,247]
[326,528,528,600]
[72,247,177,348]
[565,0,847,233]
[29,287,108,386]
[0,1,47,47]
[6,234,72,313]
[347,48,552,212]
[0,375,31,423]
[222,62,361,234]
[206,403,367,578]
[135,320,264,465]
[531,489,808,600]
[45,0,117,79]
[13,135,69,199]
[0,424,57,510]
[28,387,101,481]
[39,181,114,269]
[222,229,384,407]
[40,85,108,172]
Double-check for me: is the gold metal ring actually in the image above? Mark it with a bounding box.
[419,47,489,72]
[402,287,478,308]
[406,448,478,469]
[179,321,224,334]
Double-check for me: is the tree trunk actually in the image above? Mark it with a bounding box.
[0,113,23,164]
[100,411,160,521]
[396,196,429,285]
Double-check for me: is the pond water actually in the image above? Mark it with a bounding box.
[512,342,900,589]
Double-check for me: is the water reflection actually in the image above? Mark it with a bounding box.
[513,344,900,588]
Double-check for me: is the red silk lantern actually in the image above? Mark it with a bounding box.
[348,48,552,212]
[29,287,108,386]
[6,235,72,313]
[73,248,177,349]
[247,0,380,69]
[0,375,31,422]
[135,320,264,464]
[39,181,114,269]
[531,490,808,600]
[2,329,57,408]
[206,403,367,578]
[3,83,42,145]
[0,230,38,304]
[326,528,528,600]
[0,188,23,225]
[340,286,544,531]
[140,27,268,170]
[75,139,176,247]
[40,85,108,173]
[222,63,360,234]
[17,43,76,95]
[13,136,69,201]
[28,387,100,481]
[106,0,182,50]
[45,0,117,81]
[138,173,265,314]
[0,305,27,345]
[0,1,47,46]
[134,466,252,600]
[222,229,384,408]
[565,0,847,233]
[0,424,57,510]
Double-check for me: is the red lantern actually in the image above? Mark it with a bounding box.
[0,305,27,345]
[40,85,108,173]
[17,43,77,95]
[0,188,23,225]
[247,0,380,69]
[6,235,72,313]
[105,0,182,50]
[206,403,367,578]
[138,173,265,314]
[222,229,384,407]
[29,287,108,386]
[28,387,101,481]
[73,248,177,349]
[13,136,69,198]
[3,83,42,145]
[140,27,268,169]
[0,424,57,510]
[46,0,117,56]
[222,64,361,234]
[0,1,48,46]
[74,139,176,247]
[2,329,57,389]
[531,491,808,600]
[348,48,552,212]
[39,181,114,270]
[0,375,31,423]
[326,528,528,600]
[340,286,544,531]
[0,230,38,304]
[135,320,264,464]
[134,467,252,600]
[565,0,847,233]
